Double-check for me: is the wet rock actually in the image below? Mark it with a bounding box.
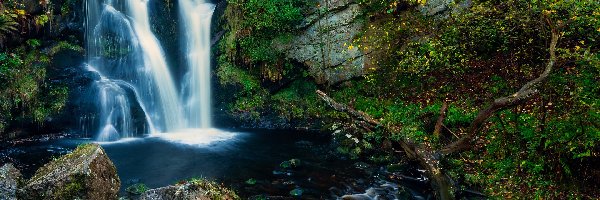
[139,179,239,200]
[353,162,370,170]
[0,163,22,200]
[245,178,257,185]
[289,188,303,197]
[280,159,302,169]
[18,143,120,200]
[23,0,44,14]
[340,194,372,200]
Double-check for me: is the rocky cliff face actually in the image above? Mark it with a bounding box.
[277,0,367,85]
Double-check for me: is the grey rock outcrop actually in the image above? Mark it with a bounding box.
[138,180,239,200]
[0,163,22,200]
[278,0,367,85]
[18,143,120,200]
[420,0,472,16]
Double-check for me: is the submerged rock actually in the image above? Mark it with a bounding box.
[279,158,302,169]
[139,179,240,200]
[289,188,304,197]
[18,143,120,200]
[0,163,22,200]
[340,194,372,200]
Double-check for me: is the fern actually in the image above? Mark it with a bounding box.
[0,12,19,46]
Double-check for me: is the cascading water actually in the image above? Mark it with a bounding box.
[126,0,185,131]
[84,0,229,143]
[84,0,184,141]
[179,0,215,128]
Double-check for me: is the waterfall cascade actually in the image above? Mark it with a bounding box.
[84,0,216,141]
[180,0,215,129]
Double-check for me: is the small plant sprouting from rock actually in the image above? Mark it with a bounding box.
[245,178,257,185]
[180,177,241,200]
[125,183,149,195]
[280,158,301,169]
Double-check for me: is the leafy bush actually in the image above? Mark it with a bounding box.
[0,10,19,46]
[0,41,76,135]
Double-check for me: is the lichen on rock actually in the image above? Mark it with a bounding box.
[277,0,367,85]
[139,178,240,200]
[0,163,22,200]
[18,143,120,200]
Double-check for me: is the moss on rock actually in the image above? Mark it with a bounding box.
[139,178,240,200]
[19,143,120,200]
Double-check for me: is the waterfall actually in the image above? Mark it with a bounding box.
[179,0,215,128]
[85,0,184,141]
[126,0,185,131]
[84,0,217,141]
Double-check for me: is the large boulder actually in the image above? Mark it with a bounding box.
[277,0,367,85]
[0,163,22,200]
[138,179,239,200]
[18,143,120,200]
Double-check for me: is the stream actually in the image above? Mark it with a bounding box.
[1,129,432,199]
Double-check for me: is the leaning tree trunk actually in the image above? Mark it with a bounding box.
[317,29,560,200]
[317,90,453,200]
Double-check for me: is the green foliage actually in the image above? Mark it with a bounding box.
[271,81,326,120]
[0,10,19,46]
[245,178,257,185]
[49,41,84,56]
[55,174,86,199]
[126,183,149,195]
[217,55,263,95]
[221,0,306,76]
[183,178,241,200]
[279,158,301,169]
[0,41,77,134]
[230,0,304,32]
[216,0,598,197]
[35,14,50,26]
[325,0,599,198]
[216,54,268,119]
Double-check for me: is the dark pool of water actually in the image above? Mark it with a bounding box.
[1,129,432,199]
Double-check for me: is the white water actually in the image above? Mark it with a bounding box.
[180,0,215,128]
[84,0,221,142]
[151,128,237,146]
[127,0,185,130]
[86,64,157,141]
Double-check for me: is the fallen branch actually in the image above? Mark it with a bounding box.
[317,90,381,126]
[316,90,451,200]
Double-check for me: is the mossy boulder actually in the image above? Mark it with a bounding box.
[0,163,22,200]
[138,179,239,200]
[18,143,120,200]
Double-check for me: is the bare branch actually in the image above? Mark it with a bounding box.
[441,31,560,155]
[434,102,448,137]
